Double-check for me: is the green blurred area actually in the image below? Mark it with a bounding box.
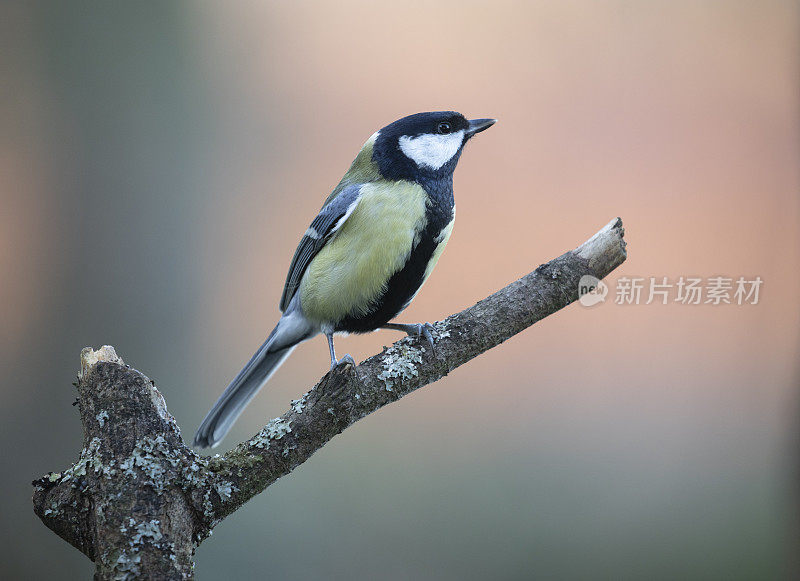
[1,1,798,579]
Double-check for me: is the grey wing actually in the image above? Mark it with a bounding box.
[279,184,363,312]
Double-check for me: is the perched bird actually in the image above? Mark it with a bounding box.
[194,111,495,448]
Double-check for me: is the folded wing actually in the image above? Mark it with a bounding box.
[279,184,363,312]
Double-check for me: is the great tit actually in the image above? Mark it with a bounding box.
[194,111,496,448]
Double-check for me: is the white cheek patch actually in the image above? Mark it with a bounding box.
[398,130,465,170]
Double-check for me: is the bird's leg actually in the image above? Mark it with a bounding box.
[381,322,436,351]
[326,332,355,370]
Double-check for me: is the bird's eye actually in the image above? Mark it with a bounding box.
[436,122,452,134]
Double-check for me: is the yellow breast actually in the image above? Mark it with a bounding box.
[299,181,428,324]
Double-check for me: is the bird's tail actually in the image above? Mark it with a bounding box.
[193,312,314,448]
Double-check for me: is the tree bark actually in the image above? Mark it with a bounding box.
[33,217,627,579]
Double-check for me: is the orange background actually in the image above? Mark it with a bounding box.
[2,1,798,578]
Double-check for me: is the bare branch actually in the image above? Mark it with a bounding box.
[33,217,626,579]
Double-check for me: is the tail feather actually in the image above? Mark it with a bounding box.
[195,301,316,448]
[193,340,295,448]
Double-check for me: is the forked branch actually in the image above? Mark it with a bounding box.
[33,218,627,580]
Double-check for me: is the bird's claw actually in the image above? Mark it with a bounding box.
[331,353,355,370]
[416,322,436,351]
[382,322,438,355]
[402,322,436,355]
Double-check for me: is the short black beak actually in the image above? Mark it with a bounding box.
[465,118,497,137]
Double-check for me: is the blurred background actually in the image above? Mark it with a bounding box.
[2,1,798,579]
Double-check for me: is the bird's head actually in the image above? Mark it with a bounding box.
[371,111,496,182]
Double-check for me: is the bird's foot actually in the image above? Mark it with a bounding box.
[324,353,360,402]
[330,353,355,371]
[413,322,436,351]
[419,322,436,354]
[385,322,436,352]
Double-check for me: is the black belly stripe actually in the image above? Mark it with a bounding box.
[334,225,439,333]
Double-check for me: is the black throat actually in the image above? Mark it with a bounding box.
[418,173,455,235]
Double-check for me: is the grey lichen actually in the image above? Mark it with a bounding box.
[177,453,238,519]
[55,433,186,494]
[291,393,308,414]
[131,519,163,545]
[433,320,451,339]
[214,480,235,501]
[250,416,292,449]
[112,550,141,581]
[201,489,213,518]
[117,435,181,492]
[111,518,178,579]
[61,437,116,483]
[377,342,424,391]
[96,410,109,427]
[44,502,60,517]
